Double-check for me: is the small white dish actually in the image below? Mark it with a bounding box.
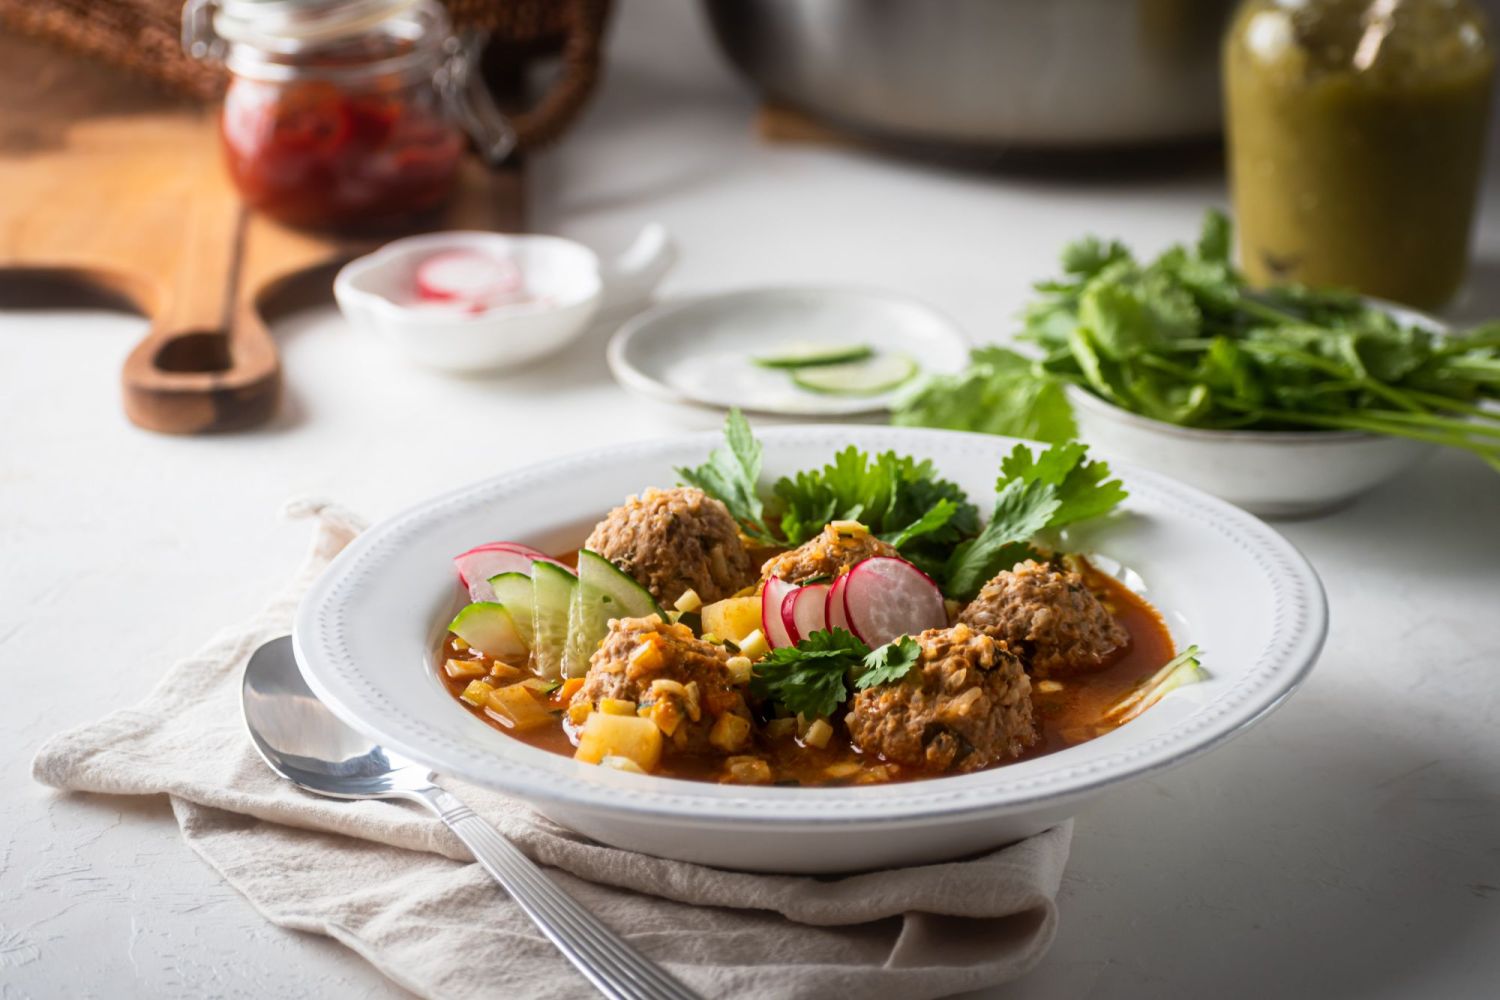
[1070,389,1434,519]
[1068,300,1447,519]
[293,426,1327,874]
[607,287,970,416]
[334,224,676,373]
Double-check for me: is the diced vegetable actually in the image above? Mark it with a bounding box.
[444,658,487,679]
[574,713,663,772]
[484,683,555,731]
[600,755,646,774]
[460,680,494,706]
[489,661,524,682]
[567,702,592,726]
[737,629,770,661]
[801,717,834,749]
[708,712,752,752]
[673,588,703,613]
[530,561,577,680]
[725,655,753,686]
[447,603,527,660]
[722,756,772,785]
[701,596,763,647]
[600,698,637,716]
[551,677,585,707]
[763,718,796,740]
[564,550,664,678]
[842,557,946,647]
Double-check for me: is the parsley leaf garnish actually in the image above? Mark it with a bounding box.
[676,409,777,545]
[751,631,922,719]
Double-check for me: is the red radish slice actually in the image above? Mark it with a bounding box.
[825,574,852,633]
[843,557,946,647]
[416,250,522,304]
[780,587,802,644]
[761,577,797,649]
[789,583,831,643]
[454,542,571,601]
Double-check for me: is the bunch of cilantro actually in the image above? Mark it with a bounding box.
[678,411,1125,601]
[895,211,1500,471]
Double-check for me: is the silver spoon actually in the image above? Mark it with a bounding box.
[242,636,699,1000]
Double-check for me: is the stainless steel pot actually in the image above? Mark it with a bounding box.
[703,0,1239,150]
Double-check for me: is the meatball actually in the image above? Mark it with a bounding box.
[958,559,1129,677]
[572,616,750,754]
[585,487,755,605]
[760,522,898,586]
[847,624,1036,773]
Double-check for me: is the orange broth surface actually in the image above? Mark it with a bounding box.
[437,552,1174,787]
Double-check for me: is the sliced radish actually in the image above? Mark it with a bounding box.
[416,250,523,304]
[825,574,852,633]
[843,557,947,647]
[761,577,797,649]
[789,583,831,643]
[455,542,571,601]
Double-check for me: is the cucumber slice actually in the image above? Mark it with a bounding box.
[530,562,577,680]
[487,571,535,643]
[753,343,874,369]
[563,550,664,678]
[792,353,918,396]
[448,602,526,660]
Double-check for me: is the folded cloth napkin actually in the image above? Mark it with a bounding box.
[33,500,1071,1000]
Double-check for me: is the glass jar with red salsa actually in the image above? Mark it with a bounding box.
[184,0,514,229]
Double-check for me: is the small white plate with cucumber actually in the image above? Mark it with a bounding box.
[606,287,970,417]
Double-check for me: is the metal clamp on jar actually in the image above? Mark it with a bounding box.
[184,0,515,229]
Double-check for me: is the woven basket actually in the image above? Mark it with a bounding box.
[0,0,610,147]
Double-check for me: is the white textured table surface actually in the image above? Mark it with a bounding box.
[4,3,1500,997]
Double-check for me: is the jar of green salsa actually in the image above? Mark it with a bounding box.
[1225,0,1494,309]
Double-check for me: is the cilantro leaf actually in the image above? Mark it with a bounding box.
[676,409,776,545]
[856,636,920,690]
[944,443,1128,599]
[750,628,869,719]
[892,346,1078,444]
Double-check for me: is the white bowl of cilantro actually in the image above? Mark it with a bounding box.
[895,211,1500,518]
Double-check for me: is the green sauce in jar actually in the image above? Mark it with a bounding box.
[1225,0,1494,309]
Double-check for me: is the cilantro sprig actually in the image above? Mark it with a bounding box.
[895,210,1500,470]
[750,631,921,720]
[676,409,777,545]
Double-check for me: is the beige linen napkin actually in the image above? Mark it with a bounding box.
[32,500,1071,1000]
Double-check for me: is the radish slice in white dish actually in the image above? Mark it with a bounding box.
[454,543,572,601]
[761,577,797,649]
[416,250,523,304]
[789,583,831,643]
[825,574,852,633]
[843,557,947,647]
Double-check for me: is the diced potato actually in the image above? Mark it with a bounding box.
[600,697,637,716]
[829,519,868,536]
[644,698,684,737]
[574,713,663,772]
[488,661,524,682]
[484,684,555,731]
[445,658,488,679]
[600,755,645,774]
[803,718,833,749]
[763,717,796,740]
[708,712,751,752]
[629,636,665,673]
[452,636,470,652]
[725,655,753,686]
[737,629,770,661]
[700,596,763,646]
[460,680,495,706]
[567,702,593,726]
[824,761,863,779]
[722,756,772,785]
[673,588,703,614]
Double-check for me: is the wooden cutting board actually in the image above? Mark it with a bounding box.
[0,34,524,434]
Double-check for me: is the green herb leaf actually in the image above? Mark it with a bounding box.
[856,636,921,690]
[750,628,870,719]
[676,409,777,545]
[892,347,1078,443]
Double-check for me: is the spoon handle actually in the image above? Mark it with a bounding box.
[412,786,700,1000]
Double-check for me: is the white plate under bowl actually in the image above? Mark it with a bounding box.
[293,426,1327,874]
[606,287,970,417]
